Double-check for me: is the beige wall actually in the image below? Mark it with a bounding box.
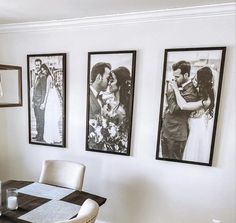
[0,5,235,223]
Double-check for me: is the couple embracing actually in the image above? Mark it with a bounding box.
[88,62,131,152]
[161,60,215,162]
[89,62,131,122]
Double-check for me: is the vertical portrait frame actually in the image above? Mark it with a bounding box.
[156,47,226,166]
[86,50,136,156]
[27,53,66,147]
[0,64,22,107]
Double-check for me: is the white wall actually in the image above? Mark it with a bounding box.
[0,5,235,223]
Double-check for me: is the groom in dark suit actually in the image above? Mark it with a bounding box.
[89,62,111,118]
[161,60,199,160]
[32,59,47,141]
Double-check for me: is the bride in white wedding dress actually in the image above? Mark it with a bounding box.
[40,64,62,144]
[171,66,215,163]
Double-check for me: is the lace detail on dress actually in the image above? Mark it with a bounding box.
[190,108,205,118]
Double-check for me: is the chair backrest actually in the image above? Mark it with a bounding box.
[39,160,85,191]
[55,199,99,223]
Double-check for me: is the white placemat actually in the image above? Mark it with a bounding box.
[18,200,81,223]
[17,182,75,200]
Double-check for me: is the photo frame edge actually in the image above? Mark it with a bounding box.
[27,53,67,148]
[0,64,23,107]
[85,50,137,156]
[155,46,227,166]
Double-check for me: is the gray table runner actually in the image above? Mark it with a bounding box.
[18,200,81,223]
[17,182,75,200]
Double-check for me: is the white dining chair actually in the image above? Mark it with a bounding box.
[55,198,99,223]
[39,160,86,191]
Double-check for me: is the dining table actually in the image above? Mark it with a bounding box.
[0,180,106,223]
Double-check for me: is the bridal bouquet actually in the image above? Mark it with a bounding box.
[88,113,129,154]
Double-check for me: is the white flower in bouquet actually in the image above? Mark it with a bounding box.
[108,122,118,137]
[121,137,128,147]
[114,145,119,151]
[89,132,97,142]
[89,119,98,128]
[95,125,103,142]
[101,116,108,128]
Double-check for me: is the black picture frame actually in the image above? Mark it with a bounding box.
[0,64,22,107]
[156,47,226,166]
[86,50,136,155]
[27,53,66,147]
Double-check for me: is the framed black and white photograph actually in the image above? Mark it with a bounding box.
[0,64,22,107]
[27,53,66,147]
[86,50,136,155]
[156,47,226,166]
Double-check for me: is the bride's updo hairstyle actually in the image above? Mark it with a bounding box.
[112,66,131,112]
[197,66,215,118]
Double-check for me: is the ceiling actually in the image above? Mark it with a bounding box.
[0,0,234,25]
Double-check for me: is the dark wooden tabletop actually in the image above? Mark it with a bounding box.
[0,180,106,223]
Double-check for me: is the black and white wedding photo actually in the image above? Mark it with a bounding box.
[86,51,136,155]
[27,53,66,147]
[156,47,226,165]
